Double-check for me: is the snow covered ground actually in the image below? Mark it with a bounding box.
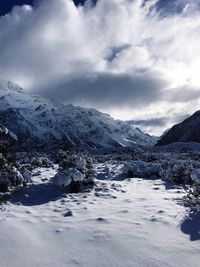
[0,166,199,267]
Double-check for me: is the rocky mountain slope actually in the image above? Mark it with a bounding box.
[0,123,18,153]
[157,111,200,146]
[0,81,156,150]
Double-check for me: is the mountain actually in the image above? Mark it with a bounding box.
[0,81,156,150]
[157,111,200,146]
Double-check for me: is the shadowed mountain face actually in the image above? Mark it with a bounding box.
[0,81,156,151]
[157,111,200,146]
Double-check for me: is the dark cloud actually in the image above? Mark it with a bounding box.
[34,72,167,109]
[127,117,168,128]
[126,112,190,136]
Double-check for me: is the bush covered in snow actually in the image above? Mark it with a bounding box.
[185,169,200,205]
[0,152,32,193]
[53,168,85,193]
[0,126,32,192]
[53,153,94,193]
[122,161,162,179]
[162,161,193,184]
[122,158,200,184]
[14,152,53,168]
[30,156,53,168]
[0,164,32,192]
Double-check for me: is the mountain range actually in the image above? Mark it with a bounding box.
[0,81,156,150]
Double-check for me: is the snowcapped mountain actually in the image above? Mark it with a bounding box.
[157,111,200,146]
[0,81,156,150]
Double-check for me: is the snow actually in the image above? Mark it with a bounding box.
[0,80,199,266]
[0,81,156,149]
[0,166,199,267]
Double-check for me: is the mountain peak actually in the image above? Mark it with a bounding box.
[0,81,23,93]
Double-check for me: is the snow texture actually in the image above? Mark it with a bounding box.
[0,166,199,267]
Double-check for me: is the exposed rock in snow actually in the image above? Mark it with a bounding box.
[0,81,156,150]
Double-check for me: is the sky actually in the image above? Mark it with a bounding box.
[0,0,200,135]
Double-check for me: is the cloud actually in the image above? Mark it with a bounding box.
[37,71,167,108]
[156,0,200,15]
[1,0,200,134]
[165,86,200,103]
[128,117,168,127]
[127,112,190,136]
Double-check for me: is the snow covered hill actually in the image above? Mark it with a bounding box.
[157,111,200,146]
[0,81,156,150]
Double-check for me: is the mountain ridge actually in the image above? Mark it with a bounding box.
[0,81,156,150]
[157,111,200,146]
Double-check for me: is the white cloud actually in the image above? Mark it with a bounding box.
[0,0,200,134]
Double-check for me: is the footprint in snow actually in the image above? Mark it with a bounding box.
[153,187,160,190]
[157,210,164,214]
[96,217,108,223]
[64,210,73,217]
[124,199,132,203]
[56,229,63,233]
[150,215,160,222]
[119,209,129,214]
